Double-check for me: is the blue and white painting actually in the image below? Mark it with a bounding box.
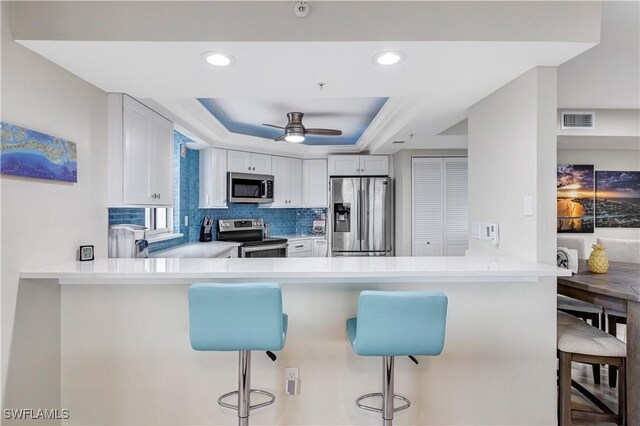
[1,121,77,183]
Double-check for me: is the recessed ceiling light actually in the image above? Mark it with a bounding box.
[201,52,235,67]
[373,51,405,66]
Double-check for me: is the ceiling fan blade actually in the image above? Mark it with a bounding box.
[262,123,285,129]
[305,128,343,136]
[275,134,287,142]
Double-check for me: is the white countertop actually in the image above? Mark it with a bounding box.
[21,254,570,285]
[149,241,239,258]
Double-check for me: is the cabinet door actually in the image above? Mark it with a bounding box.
[312,239,328,257]
[251,153,272,175]
[303,159,328,207]
[288,158,302,207]
[444,158,468,256]
[228,150,252,173]
[359,155,389,176]
[412,158,444,256]
[328,155,360,176]
[211,148,228,207]
[150,114,174,206]
[199,148,213,208]
[122,96,153,205]
[270,156,288,207]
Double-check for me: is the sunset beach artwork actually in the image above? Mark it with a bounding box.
[557,164,595,233]
[596,171,640,228]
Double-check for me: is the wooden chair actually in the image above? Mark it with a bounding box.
[557,311,626,425]
[597,238,640,388]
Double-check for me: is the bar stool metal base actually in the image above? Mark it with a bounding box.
[355,356,411,426]
[216,351,276,426]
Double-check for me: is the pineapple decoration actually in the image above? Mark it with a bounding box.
[588,244,609,274]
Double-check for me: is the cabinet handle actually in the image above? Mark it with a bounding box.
[252,167,256,171]
[248,166,251,171]
[295,245,304,249]
[426,241,430,245]
[157,193,161,199]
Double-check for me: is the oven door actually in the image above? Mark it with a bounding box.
[240,243,288,258]
[228,172,274,204]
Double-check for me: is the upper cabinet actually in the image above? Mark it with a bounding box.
[227,150,272,175]
[328,155,389,176]
[270,156,302,208]
[199,148,228,208]
[302,159,328,208]
[108,94,174,207]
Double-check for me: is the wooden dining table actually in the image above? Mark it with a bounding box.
[557,260,640,424]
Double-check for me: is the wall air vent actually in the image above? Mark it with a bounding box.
[561,111,595,129]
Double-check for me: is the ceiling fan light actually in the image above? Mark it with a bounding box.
[284,134,305,143]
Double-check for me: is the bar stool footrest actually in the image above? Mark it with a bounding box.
[217,389,276,411]
[356,392,411,414]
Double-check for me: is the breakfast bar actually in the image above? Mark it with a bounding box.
[19,255,569,425]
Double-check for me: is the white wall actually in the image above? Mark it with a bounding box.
[468,67,558,264]
[393,149,467,256]
[557,146,640,248]
[1,2,108,422]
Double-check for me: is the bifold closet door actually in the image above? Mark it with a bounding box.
[412,157,468,256]
[412,158,444,256]
[443,158,468,256]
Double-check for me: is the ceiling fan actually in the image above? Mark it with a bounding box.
[262,112,342,143]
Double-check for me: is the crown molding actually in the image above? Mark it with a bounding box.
[354,97,425,154]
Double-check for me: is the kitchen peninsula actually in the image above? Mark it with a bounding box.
[20,254,568,425]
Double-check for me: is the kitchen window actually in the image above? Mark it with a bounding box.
[145,207,173,237]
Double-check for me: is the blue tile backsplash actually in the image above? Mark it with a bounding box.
[109,131,326,253]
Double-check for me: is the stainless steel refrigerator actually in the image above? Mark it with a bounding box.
[330,177,393,256]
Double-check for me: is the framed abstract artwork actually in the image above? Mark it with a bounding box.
[1,121,77,183]
[595,171,640,228]
[557,164,595,233]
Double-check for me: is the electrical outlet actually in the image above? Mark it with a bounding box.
[285,367,299,380]
[285,367,299,395]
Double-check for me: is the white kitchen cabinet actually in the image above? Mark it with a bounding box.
[288,238,312,257]
[359,155,389,176]
[108,93,174,207]
[199,148,228,208]
[214,247,238,258]
[303,159,328,207]
[269,156,302,208]
[411,157,468,256]
[312,238,328,257]
[227,150,272,174]
[327,155,389,176]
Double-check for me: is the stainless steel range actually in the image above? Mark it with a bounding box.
[217,218,288,258]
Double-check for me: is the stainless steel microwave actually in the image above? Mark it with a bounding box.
[227,172,274,204]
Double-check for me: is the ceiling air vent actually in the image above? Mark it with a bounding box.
[561,111,595,129]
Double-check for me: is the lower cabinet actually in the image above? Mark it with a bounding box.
[214,247,238,258]
[287,238,328,257]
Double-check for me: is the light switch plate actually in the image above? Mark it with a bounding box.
[472,222,482,240]
[523,196,534,217]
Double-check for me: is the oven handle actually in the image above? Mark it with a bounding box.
[241,243,288,254]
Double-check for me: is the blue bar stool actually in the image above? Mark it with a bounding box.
[346,291,448,426]
[188,283,288,426]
